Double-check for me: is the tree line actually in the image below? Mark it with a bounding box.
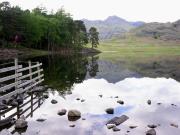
[0,1,99,51]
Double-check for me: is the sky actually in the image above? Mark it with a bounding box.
[2,0,180,22]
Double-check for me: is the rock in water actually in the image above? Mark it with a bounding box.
[106,124,116,129]
[58,109,67,116]
[69,124,75,127]
[51,99,58,104]
[148,124,157,128]
[170,123,178,128]
[106,115,129,126]
[105,108,114,114]
[36,118,46,122]
[15,116,28,129]
[147,100,151,105]
[129,125,137,129]
[146,129,156,135]
[113,127,120,132]
[68,110,81,121]
[68,110,81,117]
[117,100,124,105]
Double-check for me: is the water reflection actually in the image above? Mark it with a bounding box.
[2,77,178,135]
[0,93,44,134]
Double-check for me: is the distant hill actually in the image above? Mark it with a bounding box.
[132,20,180,41]
[82,16,144,40]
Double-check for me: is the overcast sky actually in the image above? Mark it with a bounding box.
[2,0,180,22]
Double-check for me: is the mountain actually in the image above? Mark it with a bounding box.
[82,16,144,40]
[132,20,180,41]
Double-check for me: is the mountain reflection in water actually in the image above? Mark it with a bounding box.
[0,54,180,135]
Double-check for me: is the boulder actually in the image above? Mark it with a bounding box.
[69,124,75,127]
[58,109,67,116]
[105,108,114,114]
[114,96,119,98]
[146,129,156,135]
[15,116,28,129]
[81,99,85,102]
[99,95,103,98]
[76,98,80,101]
[106,115,129,126]
[51,99,58,104]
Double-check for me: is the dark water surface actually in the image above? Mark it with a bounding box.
[1,54,180,135]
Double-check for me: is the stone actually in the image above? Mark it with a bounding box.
[114,96,119,98]
[117,100,124,105]
[148,124,157,128]
[129,125,137,129]
[69,124,75,127]
[36,118,46,122]
[99,95,103,98]
[58,109,67,116]
[15,116,28,129]
[112,127,120,132]
[68,110,81,117]
[106,124,116,129]
[81,99,85,102]
[146,129,156,135]
[105,108,114,114]
[76,98,80,101]
[170,123,178,128]
[51,99,58,104]
[66,91,72,94]
[106,115,129,126]
[147,100,151,105]
[157,103,162,105]
[43,94,49,99]
[82,118,86,120]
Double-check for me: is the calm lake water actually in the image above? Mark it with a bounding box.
[1,54,180,135]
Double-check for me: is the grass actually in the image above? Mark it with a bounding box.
[86,36,180,62]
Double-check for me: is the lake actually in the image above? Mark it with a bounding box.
[0,54,180,135]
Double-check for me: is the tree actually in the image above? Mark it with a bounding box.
[89,27,99,48]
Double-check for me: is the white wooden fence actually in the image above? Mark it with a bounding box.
[0,58,44,101]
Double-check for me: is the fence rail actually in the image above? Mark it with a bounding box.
[0,58,44,101]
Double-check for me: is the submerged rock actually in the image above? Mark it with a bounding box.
[112,127,120,132]
[51,99,58,104]
[106,124,116,129]
[58,109,67,116]
[15,116,28,129]
[99,95,103,98]
[114,96,119,98]
[117,100,124,105]
[81,99,85,102]
[76,98,80,101]
[146,129,156,135]
[105,108,114,114]
[147,100,151,105]
[106,115,129,126]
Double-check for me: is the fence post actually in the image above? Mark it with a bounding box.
[37,62,40,81]
[28,61,32,80]
[15,58,18,90]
